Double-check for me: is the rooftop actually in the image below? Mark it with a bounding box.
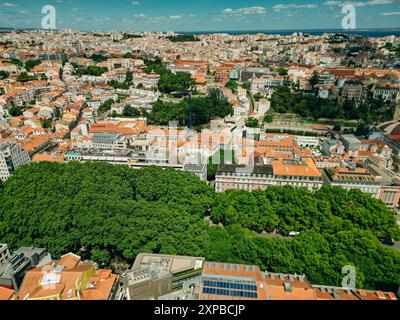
[18,252,117,300]
[0,286,15,300]
[132,253,205,276]
[216,164,274,175]
[271,158,321,178]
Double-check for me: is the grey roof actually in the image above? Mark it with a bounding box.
[92,132,120,140]
[14,247,47,257]
[183,163,206,172]
[341,134,361,144]
[217,164,273,175]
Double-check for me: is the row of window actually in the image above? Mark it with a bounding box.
[217,183,319,191]
[203,280,257,291]
[218,174,321,181]
[203,287,258,298]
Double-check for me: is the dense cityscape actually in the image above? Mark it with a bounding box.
[0,5,400,303]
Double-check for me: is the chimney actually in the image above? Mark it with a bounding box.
[283,282,292,293]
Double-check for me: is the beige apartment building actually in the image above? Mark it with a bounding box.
[215,158,323,193]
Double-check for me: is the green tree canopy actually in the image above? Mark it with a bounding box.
[0,163,399,291]
[147,95,232,126]
[0,70,10,80]
[25,59,41,71]
[245,117,259,128]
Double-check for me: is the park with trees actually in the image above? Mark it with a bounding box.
[144,94,233,127]
[0,70,9,80]
[0,162,399,291]
[270,85,394,125]
[142,57,195,94]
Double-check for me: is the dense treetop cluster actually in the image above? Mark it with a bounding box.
[270,86,394,125]
[0,162,399,291]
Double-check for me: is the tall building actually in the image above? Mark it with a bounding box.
[0,244,11,264]
[0,142,31,181]
[0,246,51,291]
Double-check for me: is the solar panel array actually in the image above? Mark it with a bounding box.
[202,280,258,298]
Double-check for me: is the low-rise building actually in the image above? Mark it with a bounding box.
[215,158,323,193]
[0,286,17,300]
[124,253,398,301]
[322,166,381,199]
[121,253,205,300]
[373,85,399,102]
[342,80,364,101]
[183,163,207,182]
[92,132,126,150]
[340,134,362,156]
[200,262,266,300]
[295,135,320,148]
[265,272,316,300]
[18,252,118,300]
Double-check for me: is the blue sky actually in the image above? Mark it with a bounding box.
[0,0,400,31]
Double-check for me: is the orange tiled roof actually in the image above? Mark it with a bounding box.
[271,158,321,177]
[354,289,398,300]
[81,270,118,300]
[20,135,51,152]
[0,287,15,300]
[265,273,316,300]
[89,121,147,136]
[18,253,117,300]
[32,153,65,163]
[314,287,359,300]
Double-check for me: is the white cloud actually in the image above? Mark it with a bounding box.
[169,15,182,19]
[134,13,146,18]
[2,2,17,7]
[273,4,318,11]
[323,1,343,5]
[145,16,166,24]
[131,1,141,5]
[380,11,400,15]
[366,0,394,5]
[18,10,34,16]
[222,6,267,15]
[323,0,393,7]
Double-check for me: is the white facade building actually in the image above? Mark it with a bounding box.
[0,142,31,181]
